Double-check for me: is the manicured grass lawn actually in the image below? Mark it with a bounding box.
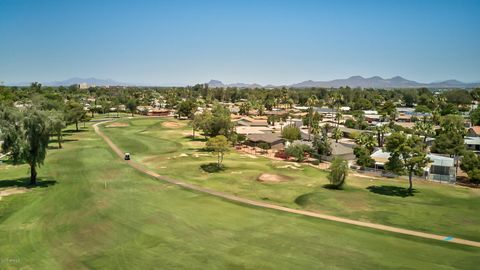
[101,117,480,242]
[0,118,479,269]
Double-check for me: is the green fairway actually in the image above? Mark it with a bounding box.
[1,119,479,269]
[100,117,480,242]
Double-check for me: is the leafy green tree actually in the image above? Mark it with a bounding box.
[354,146,375,168]
[177,99,197,119]
[48,111,66,149]
[281,124,301,142]
[328,157,348,189]
[470,107,480,126]
[202,104,233,139]
[379,101,397,122]
[64,101,85,131]
[0,109,50,185]
[385,132,430,192]
[206,135,230,167]
[460,151,480,184]
[126,98,137,117]
[431,115,466,174]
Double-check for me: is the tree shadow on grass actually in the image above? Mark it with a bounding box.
[322,184,344,190]
[63,129,87,134]
[0,159,27,165]
[200,163,225,173]
[367,185,417,197]
[183,135,207,142]
[0,177,57,189]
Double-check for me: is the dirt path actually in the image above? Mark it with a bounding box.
[93,121,480,248]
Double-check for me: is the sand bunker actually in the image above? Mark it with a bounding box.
[257,173,292,183]
[276,163,303,170]
[163,121,184,128]
[106,122,129,128]
[0,188,28,200]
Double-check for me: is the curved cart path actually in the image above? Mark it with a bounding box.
[93,121,480,248]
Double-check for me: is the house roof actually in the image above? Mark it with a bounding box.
[465,136,480,145]
[370,149,454,167]
[330,141,354,156]
[470,126,480,135]
[246,133,283,144]
[235,126,272,135]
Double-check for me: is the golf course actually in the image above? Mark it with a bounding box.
[1,117,479,269]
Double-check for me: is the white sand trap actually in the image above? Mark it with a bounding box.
[179,153,188,157]
[276,164,303,170]
[242,154,257,159]
[106,122,129,128]
[257,173,292,183]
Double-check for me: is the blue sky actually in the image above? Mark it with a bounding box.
[1,0,479,85]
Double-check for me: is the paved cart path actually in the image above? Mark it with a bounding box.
[93,121,480,248]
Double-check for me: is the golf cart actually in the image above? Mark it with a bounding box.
[124,152,130,160]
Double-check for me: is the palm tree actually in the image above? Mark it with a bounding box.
[332,127,342,143]
[414,121,435,148]
[306,96,319,140]
[355,132,377,153]
[375,124,389,147]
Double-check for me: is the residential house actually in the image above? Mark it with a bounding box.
[246,133,285,150]
[465,136,480,154]
[370,149,456,182]
[467,126,480,137]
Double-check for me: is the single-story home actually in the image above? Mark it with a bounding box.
[245,133,284,150]
[235,126,273,135]
[465,136,480,154]
[370,149,456,182]
[236,116,269,127]
[321,141,355,161]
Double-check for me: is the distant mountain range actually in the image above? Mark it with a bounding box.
[4,76,479,88]
[5,77,128,87]
[208,76,480,89]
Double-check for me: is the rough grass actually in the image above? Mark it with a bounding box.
[0,117,479,269]
[101,117,480,242]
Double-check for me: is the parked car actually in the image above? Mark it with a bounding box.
[124,153,130,160]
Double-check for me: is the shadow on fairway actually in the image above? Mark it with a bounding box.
[200,163,225,173]
[184,135,207,142]
[63,129,88,133]
[323,184,344,190]
[0,177,57,189]
[367,185,416,197]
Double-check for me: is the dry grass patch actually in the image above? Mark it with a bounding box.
[162,121,185,129]
[0,187,29,200]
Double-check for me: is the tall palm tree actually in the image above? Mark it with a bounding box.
[332,127,342,143]
[306,96,319,140]
[374,124,389,147]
